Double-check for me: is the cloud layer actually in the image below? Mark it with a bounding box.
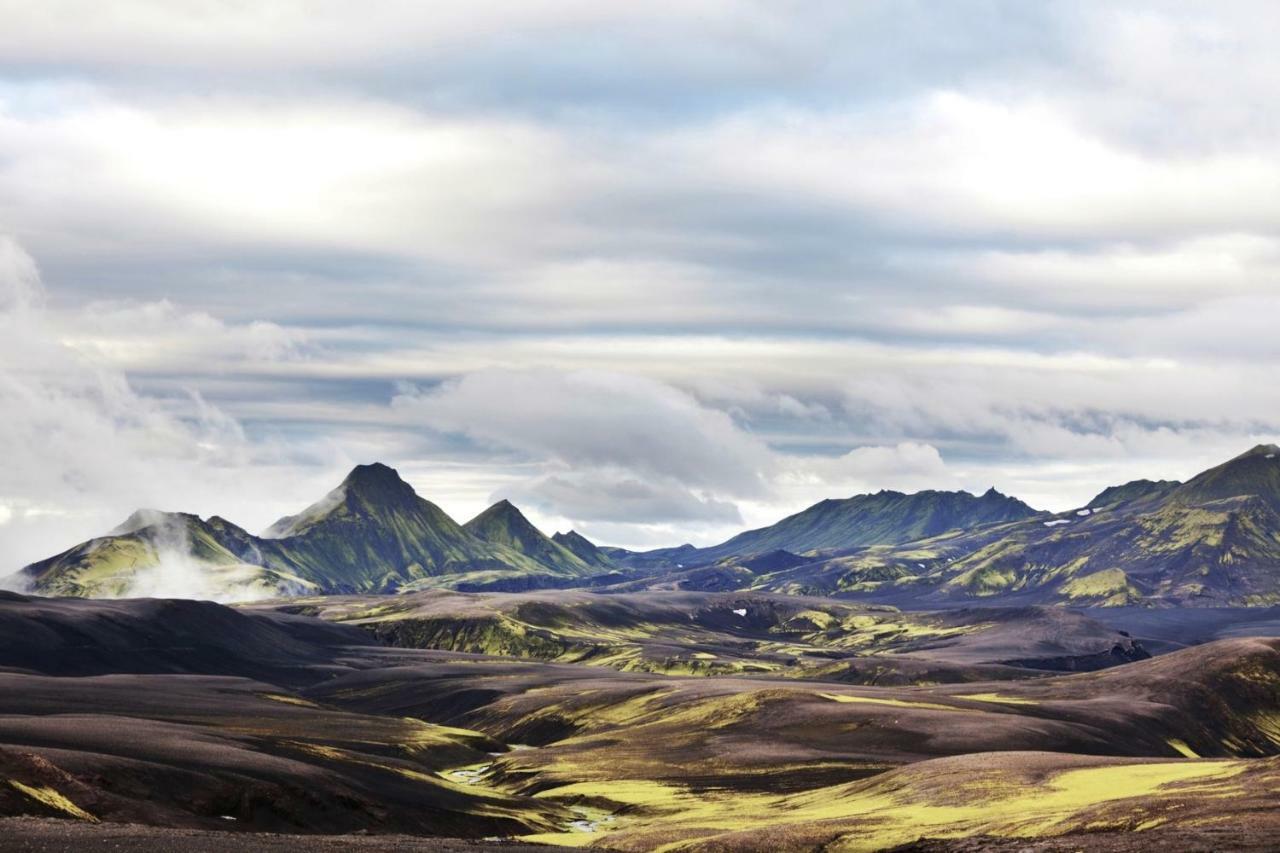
[2,2,1279,559]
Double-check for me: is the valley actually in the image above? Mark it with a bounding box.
[7,445,1280,850]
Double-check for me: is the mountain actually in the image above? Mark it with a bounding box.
[631,488,1040,569]
[551,529,615,569]
[17,510,316,600]
[13,464,590,598]
[258,463,571,592]
[462,500,593,575]
[752,444,1280,607]
[1087,479,1180,509]
[1168,443,1280,511]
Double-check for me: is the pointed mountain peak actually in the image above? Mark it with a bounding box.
[466,498,538,533]
[981,486,1002,498]
[263,463,425,539]
[342,462,415,498]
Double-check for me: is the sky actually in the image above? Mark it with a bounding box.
[2,1,1280,569]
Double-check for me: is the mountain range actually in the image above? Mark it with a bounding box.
[743,444,1280,607]
[15,463,604,598]
[12,445,1280,607]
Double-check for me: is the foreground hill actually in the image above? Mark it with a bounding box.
[11,464,598,598]
[3,593,1280,850]
[751,444,1280,607]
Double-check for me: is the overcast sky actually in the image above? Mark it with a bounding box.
[2,1,1279,568]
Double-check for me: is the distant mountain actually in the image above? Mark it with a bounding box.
[618,488,1040,570]
[1086,479,1180,509]
[14,464,590,598]
[1168,444,1280,511]
[753,445,1280,607]
[18,509,315,600]
[19,447,1280,608]
[463,500,593,575]
[259,463,573,591]
[550,529,615,569]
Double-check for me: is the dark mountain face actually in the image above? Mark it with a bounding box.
[1167,444,1280,511]
[1088,479,1181,509]
[654,488,1041,567]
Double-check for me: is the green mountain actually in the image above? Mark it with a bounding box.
[14,464,589,598]
[660,487,1040,566]
[258,464,566,592]
[753,445,1280,607]
[551,530,615,569]
[462,500,593,575]
[18,510,315,600]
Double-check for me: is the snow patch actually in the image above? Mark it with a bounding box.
[1076,509,1092,516]
[1043,519,1071,527]
[732,608,747,617]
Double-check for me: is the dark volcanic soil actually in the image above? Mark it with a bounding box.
[0,818,572,851]
[3,593,1280,851]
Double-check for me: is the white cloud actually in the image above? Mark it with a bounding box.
[392,368,776,525]
[2,4,1280,553]
[0,236,350,572]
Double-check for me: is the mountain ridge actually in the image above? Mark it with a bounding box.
[615,487,1041,570]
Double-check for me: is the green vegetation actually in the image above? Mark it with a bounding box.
[8,781,97,822]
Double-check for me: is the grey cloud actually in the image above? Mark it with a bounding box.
[2,5,1280,546]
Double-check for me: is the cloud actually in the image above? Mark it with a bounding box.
[392,368,775,524]
[0,236,350,572]
[2,4,1280,551]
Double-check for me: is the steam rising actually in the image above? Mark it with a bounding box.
[114,511,307,603]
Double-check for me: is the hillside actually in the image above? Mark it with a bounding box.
[752,444,1280,607]
[614,488,1040,570]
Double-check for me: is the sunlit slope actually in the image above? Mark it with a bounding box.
[754,444,1280,606]
[556,752,1271,852]
[308,637,1280,849]
[16,511,314,599]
